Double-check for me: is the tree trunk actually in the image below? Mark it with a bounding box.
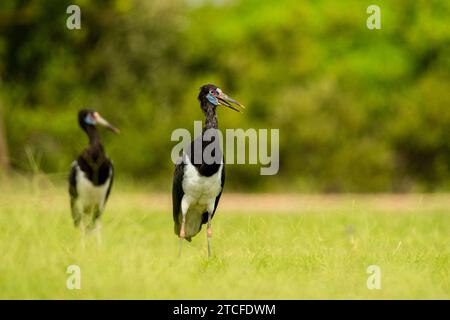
[0,99,10,172]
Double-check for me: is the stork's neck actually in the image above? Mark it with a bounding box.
[85,125,102,146]
[203,102,218,131]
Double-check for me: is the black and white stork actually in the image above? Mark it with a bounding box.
[68,109,119,244]
[172,84,244,257]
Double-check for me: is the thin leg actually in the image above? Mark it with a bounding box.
[80,221,86,251]
[95,221,102,247]
[178,198,189,258]
[178,215,186,258]
[207,212,212,258]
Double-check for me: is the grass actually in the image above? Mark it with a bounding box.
[0,183,448,299]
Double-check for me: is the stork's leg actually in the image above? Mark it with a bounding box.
[80,221,86,251]
[95,221,102,247]
[207,211,213,258]
[178,216,186,258]
[92,206,102,247]
[178,197,189,257]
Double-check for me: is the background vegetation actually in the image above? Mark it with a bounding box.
[0,188,448,299]
[0,0,449,192]
[0,1,448,300]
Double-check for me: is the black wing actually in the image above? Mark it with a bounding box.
[104,163,114,203]
[77,151,112,186]
[68,161,81,227]
[93,163,114,223]
[172,159,185,236]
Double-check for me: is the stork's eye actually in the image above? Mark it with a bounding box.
[85,114,96,125]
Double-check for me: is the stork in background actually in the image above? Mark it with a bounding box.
[68,109,119,246]
[172,84,244,257]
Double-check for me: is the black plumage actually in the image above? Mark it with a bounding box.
[172,84,244,257]
[172,139,225,241]
[68,109,119,238]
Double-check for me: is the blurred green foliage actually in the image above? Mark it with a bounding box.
[0,0,449,192]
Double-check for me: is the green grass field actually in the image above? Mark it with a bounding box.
[0,184,448,299]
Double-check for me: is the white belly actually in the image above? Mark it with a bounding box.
[181,156,223,237]
[75,166,111,216]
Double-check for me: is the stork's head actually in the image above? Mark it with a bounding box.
[198,84,245,113]
[78,109,120,134]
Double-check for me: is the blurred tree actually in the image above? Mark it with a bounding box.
[0,99,9,172]
[0,0,448,192]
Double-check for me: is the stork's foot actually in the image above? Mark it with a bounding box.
[80,223,86,251]
[178,238,183,258]
[95,222,102,247]
[178,227,185,258]
[207,226,212,258]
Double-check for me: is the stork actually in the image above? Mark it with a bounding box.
[68,109,119,245]
[172,84,244,257]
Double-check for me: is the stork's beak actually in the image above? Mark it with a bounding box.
[93,112,120,134]
[217,92,245,113]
